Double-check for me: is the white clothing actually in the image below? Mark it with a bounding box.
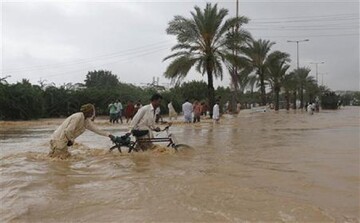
[182,102,192,116]
[182,102,193,123]
[168,102,177,120]
[51,112,110,148]
[307,104,314,114]
[114,102,123,112]
[213,104,220,120]
[155,107,161,115]
[168,102,176,114]
[130,104,156,137]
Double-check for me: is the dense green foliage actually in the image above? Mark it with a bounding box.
[1,71,259,120]
[321,91,340,109]
[0,80,44,120]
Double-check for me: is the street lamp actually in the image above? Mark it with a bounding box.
[287,39,310,69]
[310,61,325,85]
[319,72,328,86]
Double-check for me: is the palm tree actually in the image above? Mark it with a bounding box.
[242,39,275,105]
[163,3,249,117]
[224,24,252,113]
[295,67,311,109]
[266,51,291,111]
[282,73,297,110]
[304,76,319,103]
[247,74,258,94]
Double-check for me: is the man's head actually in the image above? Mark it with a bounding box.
[80,103,95,118]
[150,93,162,109]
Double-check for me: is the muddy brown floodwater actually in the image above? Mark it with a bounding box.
[0,107,359,222]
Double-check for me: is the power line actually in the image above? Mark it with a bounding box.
[36,45,170,80]
[251,17,359,24]
[254,33,358,38]
[1,40,173,73]
[250,13,358,21]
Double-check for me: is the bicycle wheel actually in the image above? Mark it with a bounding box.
[128,141,138,153]
[174,144,193,150]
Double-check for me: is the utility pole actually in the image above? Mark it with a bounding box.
[310,61,325,85]
[287,39,310,69]
[319,72,328,86]
[230,0,239,114]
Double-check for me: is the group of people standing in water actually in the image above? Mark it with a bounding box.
[48,94,227,159]
[108,100,142,124]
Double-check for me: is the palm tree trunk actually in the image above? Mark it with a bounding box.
[292,90,297,110]
[207,69,215,118]
[300,85,304,109]
[285,91,290,110]
[260,71,266,106]
[275,87,280,111]
[230,68,238,114]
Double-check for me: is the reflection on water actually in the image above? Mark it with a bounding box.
[0,107,359,222]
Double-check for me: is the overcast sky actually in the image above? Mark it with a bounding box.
[1,0,359,91]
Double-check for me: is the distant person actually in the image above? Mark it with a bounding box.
[134,100,142,116]
[130,94,162,150]
[225,101,230,113]
[49,104,114,159]
[201,102,207,116]
[114,99,123,124]
[307,103,314,115]
[155,106,163,123]
[213,101,220,123]
[182,99,193,123]
[125,101,135,123]
[168,101,177,121]
[236,102,241,113]
[108,102,117,124]
[193,101,202,123]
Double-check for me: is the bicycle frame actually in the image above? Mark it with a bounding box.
[110,125,178,153]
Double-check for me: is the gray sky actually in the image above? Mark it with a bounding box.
[1,0,359,91]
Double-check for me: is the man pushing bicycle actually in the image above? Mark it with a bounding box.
[129,93,163,150]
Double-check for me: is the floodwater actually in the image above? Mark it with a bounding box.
[0,107,359,222]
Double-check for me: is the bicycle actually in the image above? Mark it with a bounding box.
[109,125,191,153]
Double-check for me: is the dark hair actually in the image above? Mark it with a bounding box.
[150,93,162,101]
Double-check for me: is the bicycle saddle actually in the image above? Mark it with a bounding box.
[131,129,149,137]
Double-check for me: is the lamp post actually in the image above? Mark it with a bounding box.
[310,61,325,85]
[319,72,328,86]
[230,0,239,113]
[287,39,310,69]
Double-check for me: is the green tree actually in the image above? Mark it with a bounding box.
[304,77,319,103]
[242,39,275,105]
[282,73,297,110]
[163,3,249,117]
[84,70,120,88]
[295,67,312,108]
[0,79,44,120]
[266,51,291,110]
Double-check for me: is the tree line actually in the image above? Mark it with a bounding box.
[2,69,355,120]
[0,71,242,120]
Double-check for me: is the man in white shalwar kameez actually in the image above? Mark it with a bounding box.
[168,101,177,121]
[49,104,114,159]
[213,101,220,123]
[130,94,162,150]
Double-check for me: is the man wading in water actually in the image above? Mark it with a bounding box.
[130,93,162,151]
[49,104,114,159]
